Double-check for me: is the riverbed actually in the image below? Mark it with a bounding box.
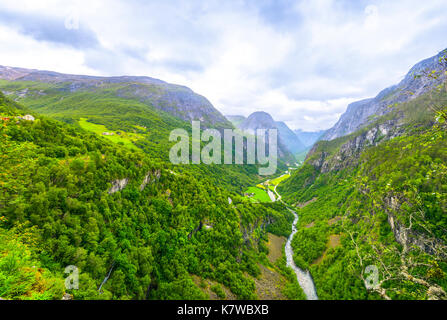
[285,208,318,300]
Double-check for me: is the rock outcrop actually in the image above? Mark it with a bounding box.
[385,196,446,258]
[108,178,129,194]
[139,169,161,191]
[308,119,404,173]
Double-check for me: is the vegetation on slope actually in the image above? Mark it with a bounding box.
[0,92,301,300]
[278,102,447,299]
[0,80,293,193]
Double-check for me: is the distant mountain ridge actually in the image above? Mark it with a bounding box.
[0,65,232,129]
[274,121,306,154]
[322,48,447,141]
[294,129,326,148]
[230,111,306,159]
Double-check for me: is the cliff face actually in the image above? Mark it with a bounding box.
[308,119,404,173]
[323,49,447,141]
[308,49,447,173]
[384,196,446,258]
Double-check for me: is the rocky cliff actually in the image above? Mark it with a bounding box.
[308,118,404,173]
[322,49,447,141]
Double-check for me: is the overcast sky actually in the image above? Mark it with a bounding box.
[0,0,446,131]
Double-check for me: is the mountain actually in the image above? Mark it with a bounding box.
[0,66,276,193]
[0,65,232,130]
[237,111,295,162]
[274,121,306,154]
[322,49,447,141]
[225,115,246,127]
[277,49,447,300]
[294,129,326,148]
[239,111,277,132]
[236,111,306,159]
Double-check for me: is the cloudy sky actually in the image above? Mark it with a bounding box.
[0,0,446,130]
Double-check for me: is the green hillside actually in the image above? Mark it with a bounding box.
[0,80,283,193]
[0,92,303,300]
[277,88,447,300]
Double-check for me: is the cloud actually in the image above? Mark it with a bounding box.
[0,0,446,131]
[0,7,99,49]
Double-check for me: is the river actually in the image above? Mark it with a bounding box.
[285,208,319,300]
[254,171,319,300]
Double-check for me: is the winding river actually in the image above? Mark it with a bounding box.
[257,171,318,299]
[285,208,319,300]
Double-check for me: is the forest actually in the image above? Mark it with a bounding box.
[0,91,303,300]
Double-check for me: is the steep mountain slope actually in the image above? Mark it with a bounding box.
[294,129,326,148]
[277,50,447,300]
[0,65,232,130]
[275,121,306,155]
[0,92,302,300]
[323,49,447,141]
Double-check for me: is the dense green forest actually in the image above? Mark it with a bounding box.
[0,91,304,300]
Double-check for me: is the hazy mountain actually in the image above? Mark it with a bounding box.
[275,121,306,154]
[322,48,447,141]
[0,65,232,129]
[225,115,246,128]
[239,111,276,132]
[238,111,305,160]
[294,129,326,148]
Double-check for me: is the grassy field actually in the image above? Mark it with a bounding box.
[78,118,140,150]
[244,186,272,203]
[270,173,291,186]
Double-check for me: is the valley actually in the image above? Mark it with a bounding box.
[1,47,447,301]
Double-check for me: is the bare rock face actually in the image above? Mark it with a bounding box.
[308,119,403,173]
[322,49,447,141]
[139,169,161,191]
[385,197,446,258]
[108,178,129,194]
[61,293,73,300]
